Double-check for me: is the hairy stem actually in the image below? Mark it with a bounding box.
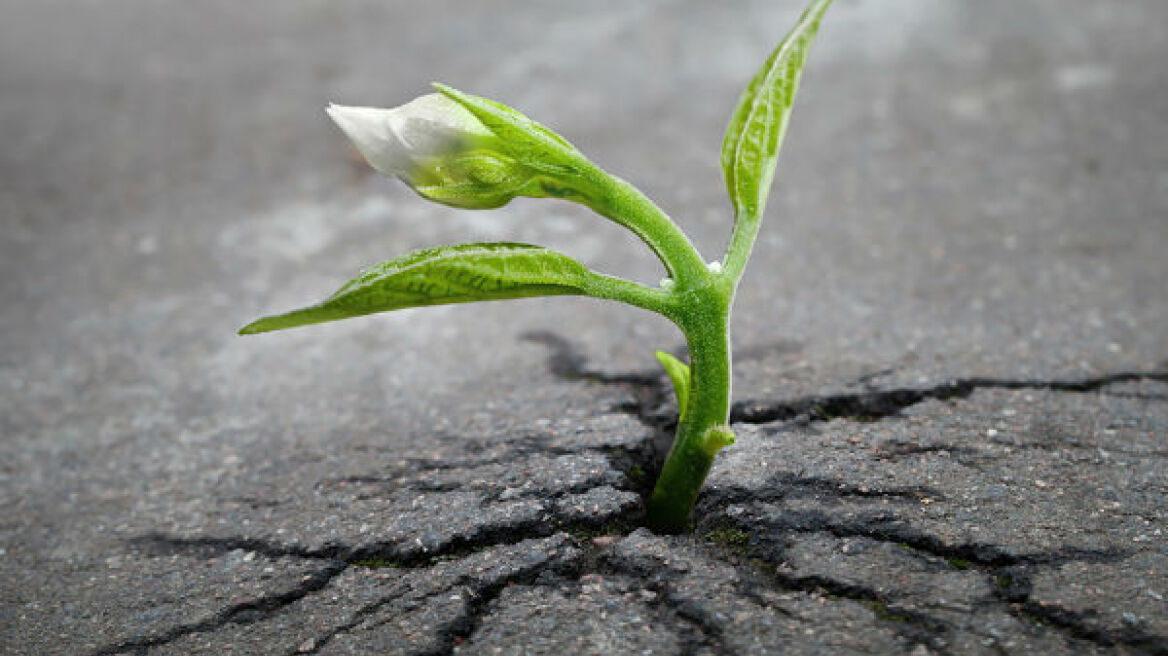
[578,169,710,287]
[647,281,735,533]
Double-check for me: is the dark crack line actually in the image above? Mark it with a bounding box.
[89,562,347,656]
[300,543,591,656]
[522,331,667,389]
[748,562,954,654]
[321,434,612,487]
[702,495,1134,569]
[990,567,1168,656]
[695,526,1144,656]
[524,332,1168,479]
[102,337,1164,654]
[287,591,402,656]
[317,432,658,506]
[131,514,615,574]
[525,330,1167,428]
[522,330,677,435]
[130,533,345,562]
[121,532,590,656]
[418,572,548,656]
[526,331,1168,650]
[688,521,961,654]
[642,581,728,656]
[1013,597,1168,656]
[115,508,644,654]
[697,502,1165,654]
[135,445,647,569]
[731,371,1168,424]
[597,556,729,655]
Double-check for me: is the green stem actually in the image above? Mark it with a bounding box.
[722,208,760,282]
[646,281,735,533]
[578,271,674,314]
[578,170,709,288]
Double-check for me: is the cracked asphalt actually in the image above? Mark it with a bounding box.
[2,1,1166,654]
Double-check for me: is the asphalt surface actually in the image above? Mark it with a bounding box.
[2,1,1166,654]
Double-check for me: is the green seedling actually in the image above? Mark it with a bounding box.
[241,0,833,533]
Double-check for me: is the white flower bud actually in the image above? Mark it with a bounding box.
[327,95,530,209]
[327,95,492,180]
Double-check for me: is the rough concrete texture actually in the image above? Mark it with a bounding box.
[2,0,1166,654]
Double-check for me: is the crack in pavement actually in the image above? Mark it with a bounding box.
[107,500,636,654]
[106,524,625,655]
[96,335,1163,654]
[88,561,347,656]
[590,550,729,655]
[700,482,1134,568]
[525,328,1167,429]
[1015,597,1168,656]
[290,536,589,656]
[697,503,1160,654]
[744,563,954,654]
[730,372,1168,424]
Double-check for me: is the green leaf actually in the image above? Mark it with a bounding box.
[698,425,736,457]
[240,243,596,335]
[722,0,833,221]
[433,83,585,176]
[655,350,691,421]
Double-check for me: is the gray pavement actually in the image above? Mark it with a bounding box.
[2,1,1166,654]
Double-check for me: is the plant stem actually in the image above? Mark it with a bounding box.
[646,281,734,533]
[579,170,709,288]
[573,163,739,533]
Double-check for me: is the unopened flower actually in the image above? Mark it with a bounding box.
[327,94,537,209]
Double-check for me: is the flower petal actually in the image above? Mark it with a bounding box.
[326,103,413,178]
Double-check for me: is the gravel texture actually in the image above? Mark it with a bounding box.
[2,1,1166,654]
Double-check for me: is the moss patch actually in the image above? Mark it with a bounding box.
[863,599,908,623]
[702,527,751,548]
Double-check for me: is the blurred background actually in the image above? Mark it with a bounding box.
[4,0,1164,402]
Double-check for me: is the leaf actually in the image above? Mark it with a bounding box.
[655,350,691,421]
[239,243,595,335]
[433,83,584,175]
[698,425,736,457]
[722,0,833,220]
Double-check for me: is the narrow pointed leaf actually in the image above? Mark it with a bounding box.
[655,350,691,421]
[240,243,596,335]
[722,0,832,221]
